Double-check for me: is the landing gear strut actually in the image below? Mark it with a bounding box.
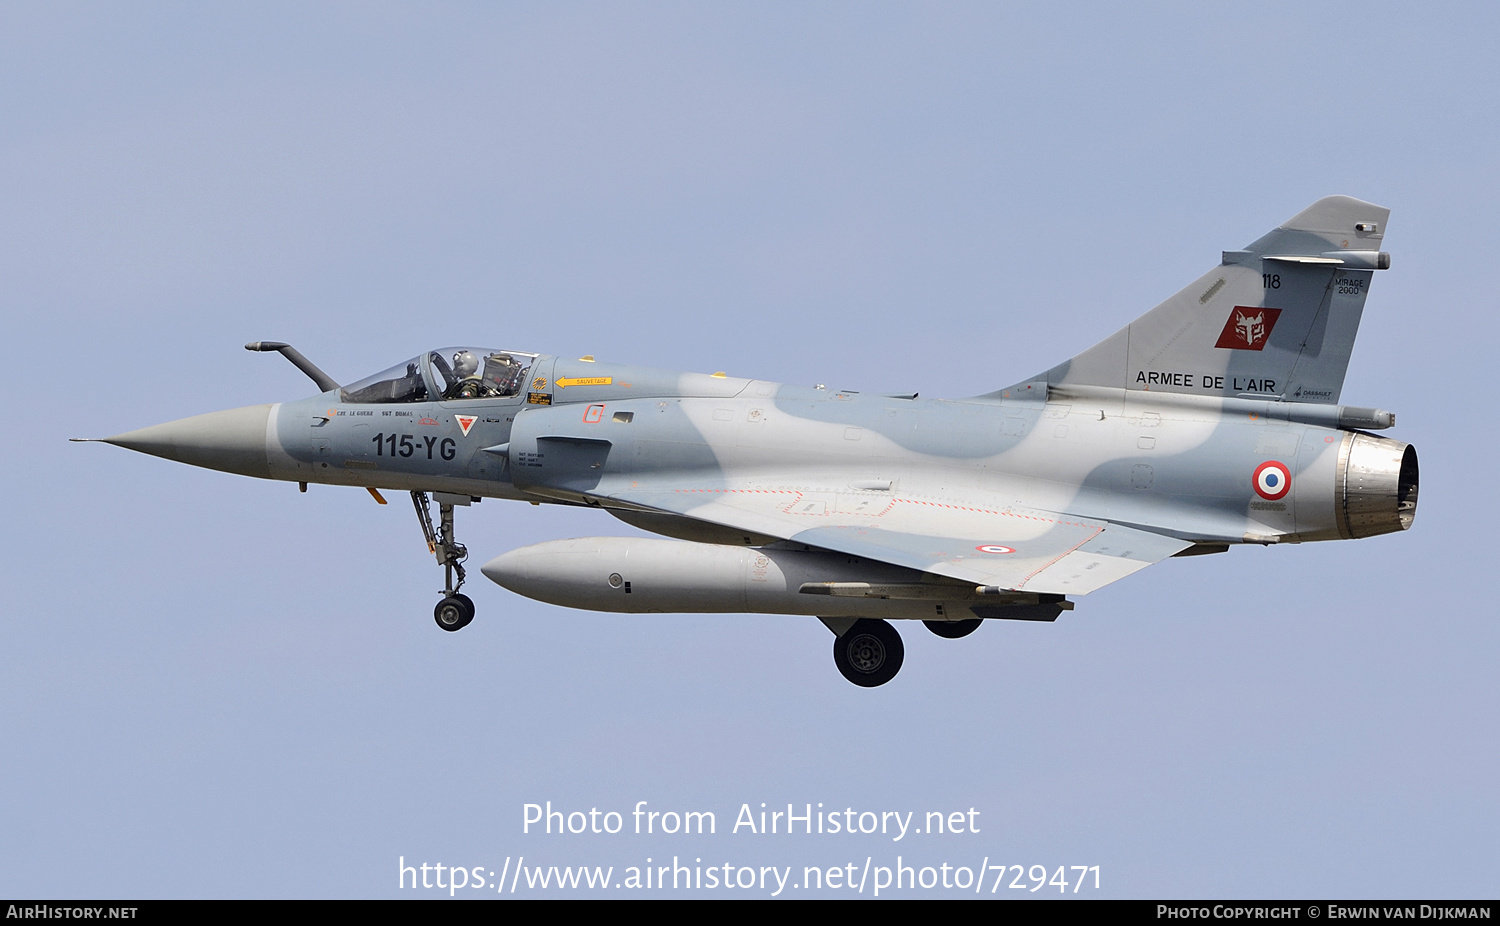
[831,619,904,687]
[413,491,474,631]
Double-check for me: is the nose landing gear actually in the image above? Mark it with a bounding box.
[413,491,475,631]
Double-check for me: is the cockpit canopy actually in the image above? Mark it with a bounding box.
[340,348,537,404]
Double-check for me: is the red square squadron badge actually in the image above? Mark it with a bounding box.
[1214,306,1283,350]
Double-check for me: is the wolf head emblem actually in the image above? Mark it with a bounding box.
[1234,310,1265,346]
[1215,306,1281,351]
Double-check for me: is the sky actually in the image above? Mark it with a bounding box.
[1,1,1495,899]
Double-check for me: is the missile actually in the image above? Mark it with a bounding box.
[482,536,1068,622]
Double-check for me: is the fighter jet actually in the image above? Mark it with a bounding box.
[80,196,1418,686]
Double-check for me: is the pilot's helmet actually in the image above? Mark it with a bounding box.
[452,350,479,378]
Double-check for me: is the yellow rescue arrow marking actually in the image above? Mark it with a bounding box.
[555,376,613,388]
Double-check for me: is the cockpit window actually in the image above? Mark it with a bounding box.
[340,348,537,404]
[340,357,429,404]
[430,347,533,401]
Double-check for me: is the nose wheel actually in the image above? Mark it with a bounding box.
[434,593,475,631]
[413,491,476,631]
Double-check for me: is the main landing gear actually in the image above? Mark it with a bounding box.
[412,491,474,632]
[830,619,905,688]
[923,617,983,639]
[823,616,991,686]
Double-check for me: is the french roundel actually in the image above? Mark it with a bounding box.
[975,545,1015,555]
[1253,460,1291,500]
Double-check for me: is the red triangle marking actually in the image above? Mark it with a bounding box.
[456,415,477,436]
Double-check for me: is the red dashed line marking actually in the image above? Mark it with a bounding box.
[1014,527,1103,589]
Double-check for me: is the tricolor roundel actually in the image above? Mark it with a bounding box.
[1253,460,1291,500]
[975,544,1015,555]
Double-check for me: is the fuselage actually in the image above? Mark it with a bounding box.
[112,352,1415,549]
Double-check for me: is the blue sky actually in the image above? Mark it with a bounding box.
[2,2,1495,898]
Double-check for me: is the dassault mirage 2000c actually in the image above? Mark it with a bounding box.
[81,196,1418,686]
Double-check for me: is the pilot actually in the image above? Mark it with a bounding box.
[445,350,487,399]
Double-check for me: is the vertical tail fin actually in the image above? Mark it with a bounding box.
[1034,196,1390,404]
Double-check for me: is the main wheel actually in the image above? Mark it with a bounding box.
[434,594,475,632]
[832,619,904,687]
[924,618,982,639]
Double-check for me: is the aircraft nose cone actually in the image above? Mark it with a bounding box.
[105,404,273,479]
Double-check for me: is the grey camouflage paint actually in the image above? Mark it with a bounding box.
[93,196,1419,684]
